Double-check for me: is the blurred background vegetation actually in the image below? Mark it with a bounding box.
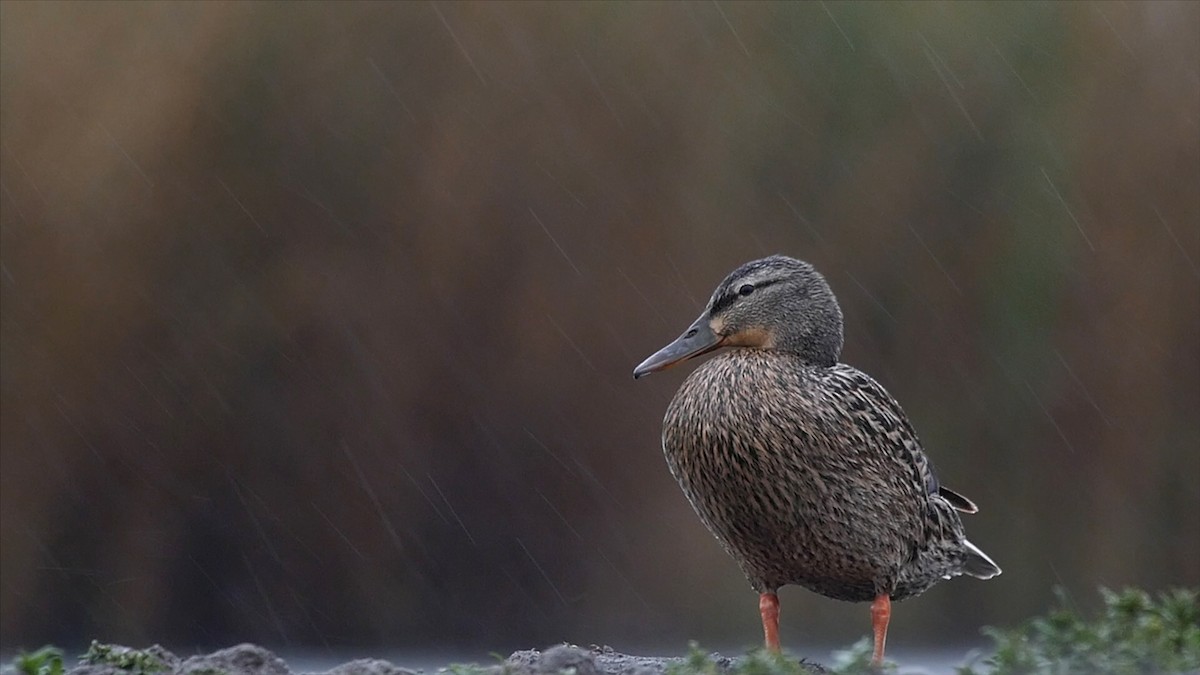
[1,0,1196,656]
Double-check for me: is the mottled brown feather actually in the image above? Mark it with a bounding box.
[651,255,1000,604]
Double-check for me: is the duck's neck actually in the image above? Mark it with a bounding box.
[772,303,844,368]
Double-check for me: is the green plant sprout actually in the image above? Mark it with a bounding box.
[11,647,65,675]
[81,643,166,675]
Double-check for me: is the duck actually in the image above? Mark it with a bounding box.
[633,255,1000,666]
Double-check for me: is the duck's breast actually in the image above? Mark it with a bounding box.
[662,351,934,598]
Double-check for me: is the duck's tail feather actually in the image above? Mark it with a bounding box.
[939,486,979,513]
[962,539,1001,579]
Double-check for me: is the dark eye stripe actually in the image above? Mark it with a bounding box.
[709,278,779,315]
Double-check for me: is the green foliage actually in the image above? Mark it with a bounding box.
[826,639,892,675]
[665,643,721,675]
[665,642,822,675]
[670,587,1198,675]
[959,587,1200,675]
[10,647,65,675]
[81,642,166,675]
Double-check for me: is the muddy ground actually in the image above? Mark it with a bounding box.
[64,644,825,675]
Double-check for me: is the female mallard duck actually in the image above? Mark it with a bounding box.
[633,255,999,666]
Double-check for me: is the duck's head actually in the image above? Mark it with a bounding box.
[633,255,843,378]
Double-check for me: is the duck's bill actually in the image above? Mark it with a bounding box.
[633,316,724,379]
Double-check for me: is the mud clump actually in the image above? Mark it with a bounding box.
[65,643,823,675]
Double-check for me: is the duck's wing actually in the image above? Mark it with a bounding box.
[820,365,1000,585]
[824,364,983,512]
[820,364,940,492]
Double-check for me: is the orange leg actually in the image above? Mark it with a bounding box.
[870,594,891,667]
[759,592,781,652]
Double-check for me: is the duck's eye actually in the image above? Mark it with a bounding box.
[738,284,755,297]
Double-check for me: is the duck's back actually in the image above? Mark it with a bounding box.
[662,350,969,601]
